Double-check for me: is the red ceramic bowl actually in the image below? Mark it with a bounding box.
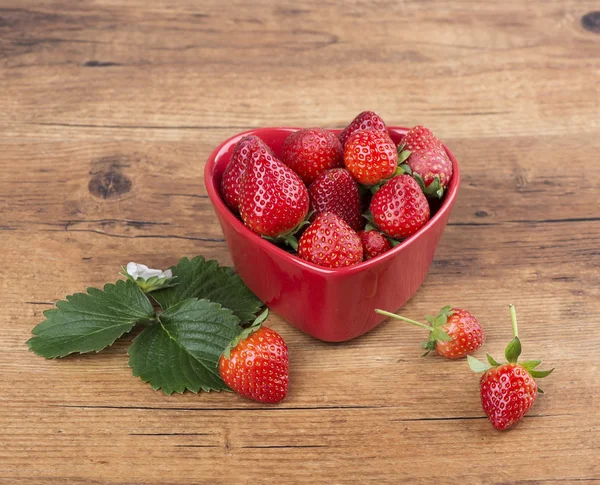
[204,127,460,342]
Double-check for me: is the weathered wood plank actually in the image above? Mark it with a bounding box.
[1,0,599,483]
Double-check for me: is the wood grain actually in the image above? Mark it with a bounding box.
[1,1,599,483]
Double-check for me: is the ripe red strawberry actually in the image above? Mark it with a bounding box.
[308,168,362,231]
[221,135,273,212]
[468,305,554,430]
[432,308,485,358]
[239,151,309,238]
[369,174,430,239]
[359,230,391,260]
[344,130,398,185]
[281,128,344,185]
[219,313,289,404]
[298,212,363,268]
[400,125,453,198]
[375,306,484,359]
[338,111,387,147]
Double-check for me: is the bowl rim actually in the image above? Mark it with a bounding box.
[204,126,460,277]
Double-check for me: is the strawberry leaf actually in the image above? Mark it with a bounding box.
[152,256,262,324]
[431,327,452,342]
[529,368,555,379]
[468,355,491,373]
[27,280,154,359]
[421,175,445,199]
[128,299,241,394]
[504,336,522,363]
[397,150,411,165]
[486,353,502,367]
[520,360,542,371]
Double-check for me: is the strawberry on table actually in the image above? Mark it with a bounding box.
[468,305,554,430]
[338,111,388,147]
[219,310,289,404]
[309,168,362,231]
[298,212,363,268]
[359,230,391,260]
[281,128,344,185]
[375,306,484,358]
[221,134,274,212]
[369,174,430,239]
[239,150,309,242]
[344,130,398,185]
[400,125,453,199]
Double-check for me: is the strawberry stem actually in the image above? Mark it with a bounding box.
[375,309,434,331]
[509,304,519,338]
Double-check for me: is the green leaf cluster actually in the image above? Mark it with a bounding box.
[27,256,263,394]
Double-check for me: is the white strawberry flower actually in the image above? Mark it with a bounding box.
[123,262,176,293]
[126,262,173,281]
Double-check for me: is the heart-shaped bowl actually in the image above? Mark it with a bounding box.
[205,127,460,342]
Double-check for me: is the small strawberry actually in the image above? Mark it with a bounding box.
[344,130,398,185]
[399,125,453,199]
[298,212,363,268]
[375,306,484,358]
[369,174,430,239]
[359,230,391,260]
[281,128,344,185]
[239,150,309,243]
[221,134,273,212]
[338,111,387,147]
[219,310,289,404]
[468,305,554,430]
[308,168,362,231]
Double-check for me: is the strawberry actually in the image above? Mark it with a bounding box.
[338,111,387,147]
[221,134,273,212]
[219,310,288,404]
[344,130,398,185]
[308,168,362,231]
[369,174,430,239]
[399,125,453,199]
[359,230,391,260]
[281,128,344,185]
[468,305,554,430]
[239,150,309,241]
[298,212,363,268]
[375,306,484,358]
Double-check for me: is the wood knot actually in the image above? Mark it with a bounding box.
[89,170,132,199]
[582,12,600,33]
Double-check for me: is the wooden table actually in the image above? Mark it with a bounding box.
[1,1,599,483]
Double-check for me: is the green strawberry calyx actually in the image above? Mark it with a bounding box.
[396,141,445,199]
[468,305,554,385]
[221,308,269,360]
[262,211,314,251]
[362,214,402,247]
[375,306,455,356]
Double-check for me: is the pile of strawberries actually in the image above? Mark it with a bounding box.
[220,111,453,268]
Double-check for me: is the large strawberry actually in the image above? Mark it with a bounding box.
[369,174,430,239]
[308,168,362,231]
[219,310,289,404]
[376,306,485,358]
[468,305,554,430]
[281,128,344,185]
[338,111,387,147]
[239,151,309,242]
[399,125,453,199]
[221,134,273,212]
[298,212,363,268]
[344,130,398,185]
[359,230,391,260]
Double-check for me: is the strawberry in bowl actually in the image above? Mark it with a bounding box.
[204,114,460,342]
